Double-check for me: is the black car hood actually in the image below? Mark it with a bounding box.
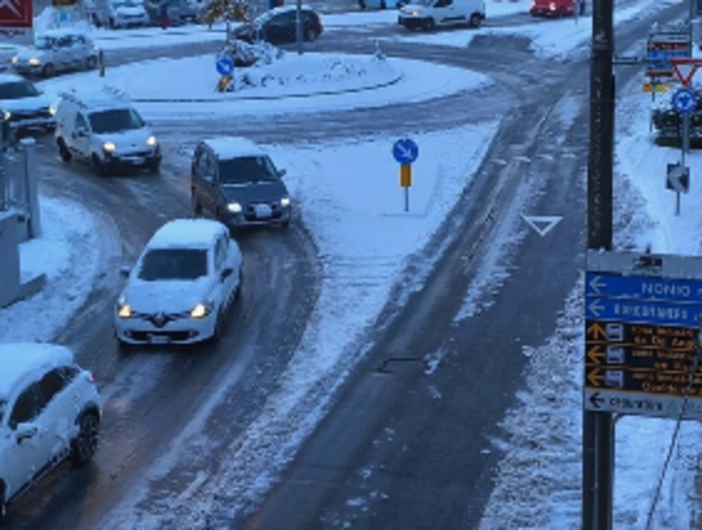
[221,181,288,204]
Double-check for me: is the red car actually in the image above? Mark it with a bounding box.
[530,0,578,17]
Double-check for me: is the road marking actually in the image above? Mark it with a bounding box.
[521,214,563,237]
[175,471,209,503]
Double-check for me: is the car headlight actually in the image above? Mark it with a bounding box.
[280,197,291,207]
[103,141,116,152]
[11,56,17,64]
[146,135,157,147]
[190,302,211,319]
[28,57,40,66]
[227,202,242,213]
[3,110,10,121]
[49,105,56,116]
[118,303,132,319]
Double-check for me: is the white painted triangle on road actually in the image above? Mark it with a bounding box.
[521,214,563,237]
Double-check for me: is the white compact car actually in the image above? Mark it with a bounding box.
[11,29,99,77]
[0,343,101,521]
[114,218,243,346]
[85,0,150,28]
[54,87,161,176]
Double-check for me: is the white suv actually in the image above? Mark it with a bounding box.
[11,29,99,78]
[114,218,243,346]
[0,343,101,521]
[54,87,161,176]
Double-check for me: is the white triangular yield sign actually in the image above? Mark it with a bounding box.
[521,214,562,237]
[673,62,700,86]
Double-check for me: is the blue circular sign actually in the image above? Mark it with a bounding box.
[672,87,698,115]
[392,138,419,165]
[216,57,234,76]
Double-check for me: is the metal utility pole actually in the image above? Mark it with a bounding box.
[295,0,303,55]
[584,1,615,529]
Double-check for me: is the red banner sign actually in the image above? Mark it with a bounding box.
[0,0,33,44]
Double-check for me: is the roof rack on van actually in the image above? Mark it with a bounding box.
[102,85,130,101]
[58,89,88,109]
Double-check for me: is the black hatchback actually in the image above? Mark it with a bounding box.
[232,6,323,45]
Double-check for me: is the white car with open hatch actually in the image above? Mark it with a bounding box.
[114,218,243,346]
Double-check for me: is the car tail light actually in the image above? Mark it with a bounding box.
[87,372,95,383]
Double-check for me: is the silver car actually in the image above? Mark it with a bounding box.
[11,30,98,78]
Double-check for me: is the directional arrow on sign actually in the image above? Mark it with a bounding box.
[587,299,605,318]
[587,345,605,365]
[586,322,606,340]
[587,368,604,387]
[666,163,690,194]
[588,275,606,295]
[589,392,605,409]
[521,214,562,237]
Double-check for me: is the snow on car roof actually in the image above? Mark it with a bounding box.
[40,28,91,38]
[147,219,225,249]
[203,136,265,159]
[0,343,74,400]
[59,87,132,112]
[0,73,29,85]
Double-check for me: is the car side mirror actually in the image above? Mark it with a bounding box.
[15,422,38,443]
[119,265,132,277]
[221,267,233,281]
[278,168,286,177]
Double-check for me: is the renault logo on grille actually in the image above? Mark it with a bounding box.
[152,312,167,328]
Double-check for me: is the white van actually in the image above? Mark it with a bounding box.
[398,0,485,30]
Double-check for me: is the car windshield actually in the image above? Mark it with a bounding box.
[254,11,274,25]
[219,156,279,185]
[138,248,209,281]
[88,108,145,134]
[34,36,56,49]
[113,0,141,6]
[0,81,40,99]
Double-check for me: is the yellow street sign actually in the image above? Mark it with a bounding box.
[400,164,412,188]
[643,82,670,93]
[218,75,232,93]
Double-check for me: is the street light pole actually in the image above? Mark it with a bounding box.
[584,0,615,529]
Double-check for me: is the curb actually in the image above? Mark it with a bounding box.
[131,71,403,103]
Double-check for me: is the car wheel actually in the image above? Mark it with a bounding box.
[71,412,100,465]
[57,138,71,162]
[42,63,55,77]
[92,153,108,176]
[92,14,101,27]
[147,160,160,174]
[304,27,319,41]
[109,18,116,29]
[422,17,435,30]
[469,13,482,28]
[381,0,387,8]
[282,219,290,229]
[85,55,98,70]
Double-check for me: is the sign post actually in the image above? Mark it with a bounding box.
[392,138,418,212]
[668,57,702,216]
[216,56,235,92]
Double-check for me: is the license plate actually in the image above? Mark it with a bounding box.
[126,157,145,164]
[255,204,272,219]
[148,334,170,344]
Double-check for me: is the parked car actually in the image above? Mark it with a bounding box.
[114,218,243,346]
[0,343,101,521]
[398,0,485,30]
[232,5,323,44]
[85,0,150,28]
[54,86,161,176]
[0,74,55,140]
[11,29,99,78]
[529,0,576,17]
[191,137,292,228]
[359,0,407,9]
[143,0,198,26]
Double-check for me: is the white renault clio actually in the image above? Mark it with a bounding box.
[114,219,243,346]
[0,343,101,521]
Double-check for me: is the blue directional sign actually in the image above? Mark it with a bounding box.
[672,87,698,115]
[392,138,419,165]
[585,296,702,327]
[586,272,702,302]
[216,57,234,76]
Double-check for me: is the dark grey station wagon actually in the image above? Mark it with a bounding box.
[190,137,292,228]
